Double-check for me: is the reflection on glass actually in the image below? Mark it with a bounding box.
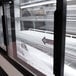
[64,0,76,76]
[20,4,55,31]
[20,0,50,4]
[14,0,56,76]
[0,6,6,50]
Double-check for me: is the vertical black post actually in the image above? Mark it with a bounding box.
[54,0,66,76]
[2,1,9,55]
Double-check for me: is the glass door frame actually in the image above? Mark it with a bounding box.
[1,0,67,76]
[54,0,66,76]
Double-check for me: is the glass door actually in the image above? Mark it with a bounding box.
[14,0,56,76]
[1,0,68,76]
